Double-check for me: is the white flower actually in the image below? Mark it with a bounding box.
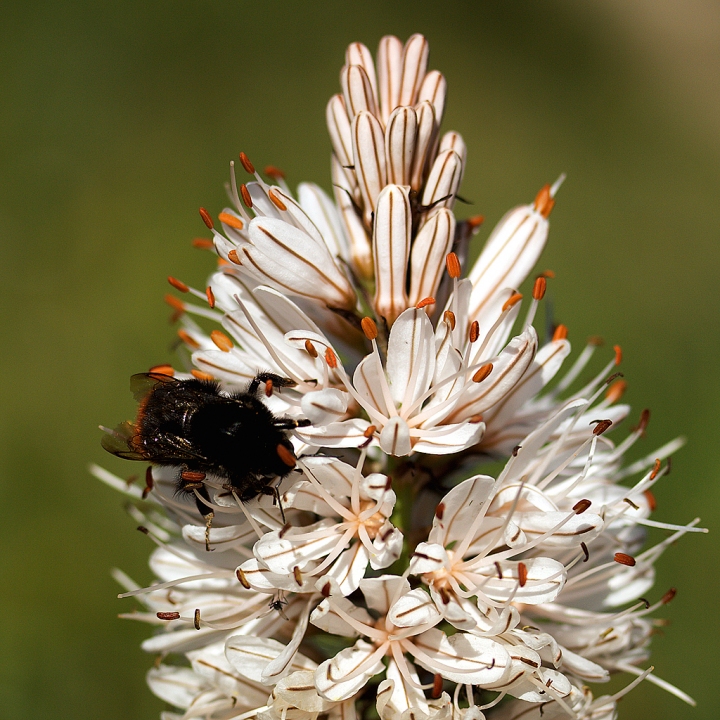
[96,32,706,720]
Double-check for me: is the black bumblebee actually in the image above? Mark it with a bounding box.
[101,371,309,515]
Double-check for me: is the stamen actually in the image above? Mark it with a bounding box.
[501,292,523,312]
[532,276,547,300]
[191,369,214,381]
[614,344,623,365]
[168,276,189,293]
[605,379,627,403]
[580,542,589,562]
[325,347,338,368]
[614,552,636,567]
[239,152,255,174]
[304,339,318,357]
[634,409,651,435]
[432,674,443,699]
[218,211,244,230]
[552,324,568,341]
[236,567,251,588]
[210,330,233,352]
[268,189,287,211]
[416,296,435,309]
[472,363,493,383]
[192,238,214,250]
[194,608,201,630]
[265,165,286,179]
[469,320,479,343]
[177,329,200,349]
[164,294,185,312]
[157,611,180,621]
[518,562,527,587]
[361,317,379,340]
[444,310,456,330]
[199,207,214,229]
[649,458,662,480]
[573,499,592,514]
[445,252,461,279]
[148,364,173,376]
[240,184,253,208]
[227,249,241,264]
[205,286,215,308]
[467,214,484,230]
[593,419,613,436]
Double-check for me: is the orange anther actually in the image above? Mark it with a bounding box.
[416,296,436,309]
[192,238,214,250]
[518,562,528,587]
[445,252,461,279]
[325,347,338,368]
[181,470,206,482]
[264,378,274,397]
[613,344,622,366]
[469,320,480,343]
[191,369,214,381]
[268,189,287,211]
[264,165,286,179]
[199,207,214,229]
[472,363,493,383]
[239,152,255,174]
[533,184,555,218]
[211,330,233,352]
[467,214,484,229]
[614,552,636,567]
[649,458,662,480]
[443,310,456,330]
[149,364,174,376]
[593,419,613,436]
[168,276,189,293]
[363,425,377,438]
[178,329,200,349]
[321,582,331,598]
[240,184,253,208]
[588,335,604,346]
[644,489,657,512]
[532,276,546,301]
[205,286,215,308]
[227,249,241,265]
[157,611,181,621]
[304,339,318,358]
[661,588,677,605]
[502,292,523,312]
[435,503,445,520]
[276,443,297,468]
[552,324,568,342]
[293,566,303,585]
[164,294,185,312]
[432,674,443,700]
[218,212,244,229]
[605,379,627,404]
[361,317,378,341]
[541,269,556,279]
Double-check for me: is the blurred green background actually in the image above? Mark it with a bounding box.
[1,1,717,718]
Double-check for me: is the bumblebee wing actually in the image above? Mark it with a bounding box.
[100,421,145,460]
[129,371,177,402]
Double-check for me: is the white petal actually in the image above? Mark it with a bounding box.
[360,575,410,615]
[411,421,485,455]
[408,208,455,306]
[352,110,387,223]
[385,106,417,186]
[345,42,378,103]
[430,475,495,546]
[467,203,549,329]
[377,35,404,122]
[385,306,435,407]
[373,184,411,324]
[147,666,205,709]
[294,418,372,448]
[315,640,384,701]
[225,636,314,684]
[341,63,378,119]
[297,182,349,262]
[301,388,349,425]
[399,34,429,106]
[310,596,373,636]
[388,587,443,628]
[417,70,446,128]
[412,629,510,685]
[327,94,353,166]
[410,101,438,192]
[379,416,412,456]
[421,149,463,211]
[409,542,448,575]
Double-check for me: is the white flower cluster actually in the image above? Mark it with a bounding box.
[96,34,705,720]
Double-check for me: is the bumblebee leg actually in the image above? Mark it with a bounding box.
[248,372,297,396]
[260,484,287,524]
[273,417,311,430]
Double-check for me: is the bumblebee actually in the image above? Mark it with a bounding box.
[102,371,309,515]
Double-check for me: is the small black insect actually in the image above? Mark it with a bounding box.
[101,371,309,516]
